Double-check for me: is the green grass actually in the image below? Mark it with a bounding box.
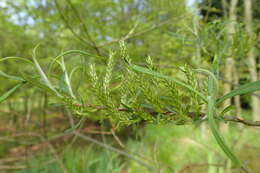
[17,146,124,173]
[13,124,260,173]
[126,124,260,173]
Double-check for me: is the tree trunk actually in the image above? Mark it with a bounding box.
[233,64,241,117]
[223,0,238,109]
[191,5,209,139]
[244,0,260,121]
[223,58,234,109]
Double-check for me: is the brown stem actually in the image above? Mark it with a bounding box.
[75,103,260,127]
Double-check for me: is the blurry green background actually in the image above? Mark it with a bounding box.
[0,0,259,173]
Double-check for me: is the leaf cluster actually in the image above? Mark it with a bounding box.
[1,43,260,172]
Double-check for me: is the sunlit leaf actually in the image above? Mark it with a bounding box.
[32,44,61,97]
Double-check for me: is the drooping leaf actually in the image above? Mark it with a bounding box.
[0,71,25,81]
[207,71,242,168]
[60,56,75,98]
[32,44,61,97]
[0,57,33,65]
[48,50,98,75]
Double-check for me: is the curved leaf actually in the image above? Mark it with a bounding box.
[0,57,33,65]
[32,44,61,97]
[48,50,100,75]
[208,74,242,168]
[216,80,260,105]
[0,71,25,82]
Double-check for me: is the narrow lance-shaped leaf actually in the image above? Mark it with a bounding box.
[32,44,61,97]
[0,56,33,82]
[48,50,99,75]
[0,83,24,103]
[60,56,76,99]
[0,71,25,82]
[216,80,260,105]
[69,66,83,80]
[23,75,57,95]
[0,57,34,65]
[207,95,242,167]
[130,64,207,102]
[207,54,243,168]
[207,72,242,168]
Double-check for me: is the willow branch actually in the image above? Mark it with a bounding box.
[65,0,101,55]
[98,14,187,48]
[55,0,101,55]
[222,116,260,127]
[54,0,92,47]
[75,103,260,127]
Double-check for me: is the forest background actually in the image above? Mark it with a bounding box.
[0,0,260,173]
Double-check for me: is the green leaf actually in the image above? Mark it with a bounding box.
[23,75,58,96]
[0,83,24,103]
[48,50,99,75]
[207,71,242,168]
[60,56,75,98]
[59,72,71,95]
[220,105,234,117]
[130,65,207,102]
[207,96,241,167]
[0,71,25,81]
[32,44,61,97]
[0,57,33,65]
[216,80,260,105]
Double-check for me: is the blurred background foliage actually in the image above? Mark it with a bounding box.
[0,0,259,172]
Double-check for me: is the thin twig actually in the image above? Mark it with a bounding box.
[75,103,260,127]
[54,0,92,48]
[178,162,225,173]
[64,0,101,55]
[97,22,139,48]
[73,131,159,173]
[98,14,188,48]
[0,165,27,170]
[111,128,126,148]
[8,132,68,173]
[222,116,260,127]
